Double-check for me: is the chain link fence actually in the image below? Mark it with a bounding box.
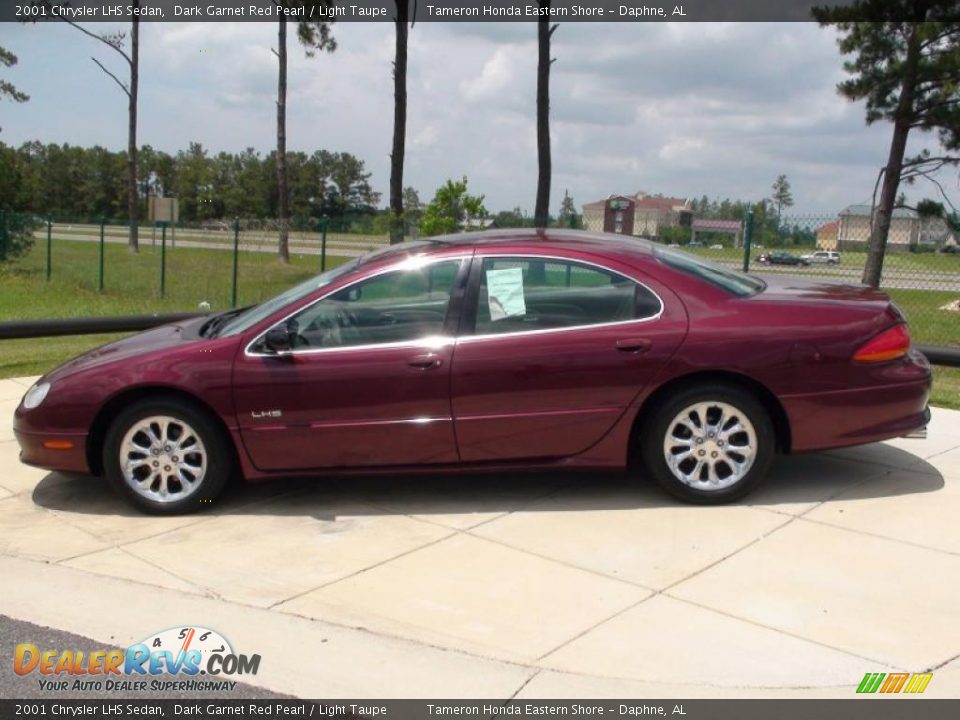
[583,209,959,348]
[0,212,389,315]
[1,209,958,348]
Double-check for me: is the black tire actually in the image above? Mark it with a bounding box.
[638,384,775,504]
[103,397,233,515]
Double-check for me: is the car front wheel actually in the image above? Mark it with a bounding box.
[639,384,775,504]
[103,398,232,514]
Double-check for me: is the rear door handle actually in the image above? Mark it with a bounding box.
[408,353,443,369]
[616,338,652,354]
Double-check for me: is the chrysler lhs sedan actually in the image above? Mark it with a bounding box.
[14,230,931,514]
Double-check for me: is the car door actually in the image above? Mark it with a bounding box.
[450,254,687,462]
[233,256,468,471]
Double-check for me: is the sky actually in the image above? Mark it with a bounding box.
[0,20,957,217]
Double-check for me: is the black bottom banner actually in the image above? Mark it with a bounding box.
[2,699,959,720]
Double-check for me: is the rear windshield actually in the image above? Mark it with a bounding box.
[655,247,765,297]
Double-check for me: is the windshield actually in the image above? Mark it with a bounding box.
[215,240,448,337]
[655,247,765,297]
[217,260,359,337]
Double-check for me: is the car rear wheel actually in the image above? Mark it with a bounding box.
[639,384,775,504]
[103,398,232,514]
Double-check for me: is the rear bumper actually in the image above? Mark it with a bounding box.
[14,428,90,474]
[783,380,931,453]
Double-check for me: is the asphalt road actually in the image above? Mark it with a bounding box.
[721,260,960,292]
[0,616,289,701]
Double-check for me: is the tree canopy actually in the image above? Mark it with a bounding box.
[0,46,29,110]
[419,177,487,236]
[813,1,960,285]
[0,140,380,225]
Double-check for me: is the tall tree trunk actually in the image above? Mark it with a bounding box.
[389,2,409,245]
[534,8,554,230]
[864,122,911,287]
[127,14,139,252]
[276,17,290,263]
[862,24,922,288]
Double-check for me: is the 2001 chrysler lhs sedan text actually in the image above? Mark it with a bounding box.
[15,230,931,513]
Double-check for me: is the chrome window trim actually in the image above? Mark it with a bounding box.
[243,251,666,357]
[461,252,665,342]
[458,315,661,344]
[244,255,470,359]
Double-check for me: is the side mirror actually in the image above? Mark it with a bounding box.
[263,324,293,355]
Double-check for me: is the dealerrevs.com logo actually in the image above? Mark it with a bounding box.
[14,626,261,692]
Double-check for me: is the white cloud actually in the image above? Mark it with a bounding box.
[0,20,955,216]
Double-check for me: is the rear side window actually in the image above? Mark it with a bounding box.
[655,247,765,297]
[473,257,661,336]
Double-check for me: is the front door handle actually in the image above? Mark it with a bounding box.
[616,338,652,354]
[408,353,443,369]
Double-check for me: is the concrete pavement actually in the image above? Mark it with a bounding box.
[1,374,959,699]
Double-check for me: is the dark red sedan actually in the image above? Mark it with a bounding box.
[14,230,931,514]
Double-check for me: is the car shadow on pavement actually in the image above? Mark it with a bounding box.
[30,442,945,520]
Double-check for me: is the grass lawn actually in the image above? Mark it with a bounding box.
[1,238,350,318]
[1,238,958,408]
[0,239,349,377]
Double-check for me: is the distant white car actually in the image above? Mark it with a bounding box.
[709,244,724,250]
[801,250,841,265]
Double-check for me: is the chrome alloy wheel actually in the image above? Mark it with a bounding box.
[119,415,208,503]
[662,401,757,491]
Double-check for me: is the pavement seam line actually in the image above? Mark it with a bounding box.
[794,513,960,557]
[518,507,801,663]
[116,545,226,600]
[505,669,542,703]
[5,552,538,674]
[658,511,798,594]
[821,452,935,476]
[107,483,317,551]
[460,528,657,593]
[662,591,909,672]
[747,470,880,521]
[927,650,960,672]
[529,663,868,692]
[532,592,658,663]
[353,473,583,535]
[267,528,460,609]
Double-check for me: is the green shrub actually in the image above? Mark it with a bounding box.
[0,212,39,262]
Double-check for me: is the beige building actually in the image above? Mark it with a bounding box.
[815,220,839,250]
[583,192,691,238]
[822,205,956,251]
[836,205,919,250]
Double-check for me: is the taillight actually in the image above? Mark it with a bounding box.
[853,324,911,363]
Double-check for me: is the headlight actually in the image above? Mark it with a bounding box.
[22,382,51,410]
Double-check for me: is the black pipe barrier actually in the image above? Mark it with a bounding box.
[0,313,205,340]
[0,314,957,367]
[917,344,960,368]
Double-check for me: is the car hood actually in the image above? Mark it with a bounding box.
[42,318,208,383]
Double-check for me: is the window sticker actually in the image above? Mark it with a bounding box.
[486,267,527,321]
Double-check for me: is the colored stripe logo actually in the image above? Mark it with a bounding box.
[857,672,932,694]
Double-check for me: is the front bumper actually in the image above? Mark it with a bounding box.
[14,428,91,474]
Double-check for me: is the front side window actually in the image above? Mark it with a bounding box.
[274,258,462,350]
[473,257,660,336]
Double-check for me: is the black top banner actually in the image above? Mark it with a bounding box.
[7,0,951,24]
[3,699,960,720]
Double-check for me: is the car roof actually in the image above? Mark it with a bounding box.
[357,229,657,268]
